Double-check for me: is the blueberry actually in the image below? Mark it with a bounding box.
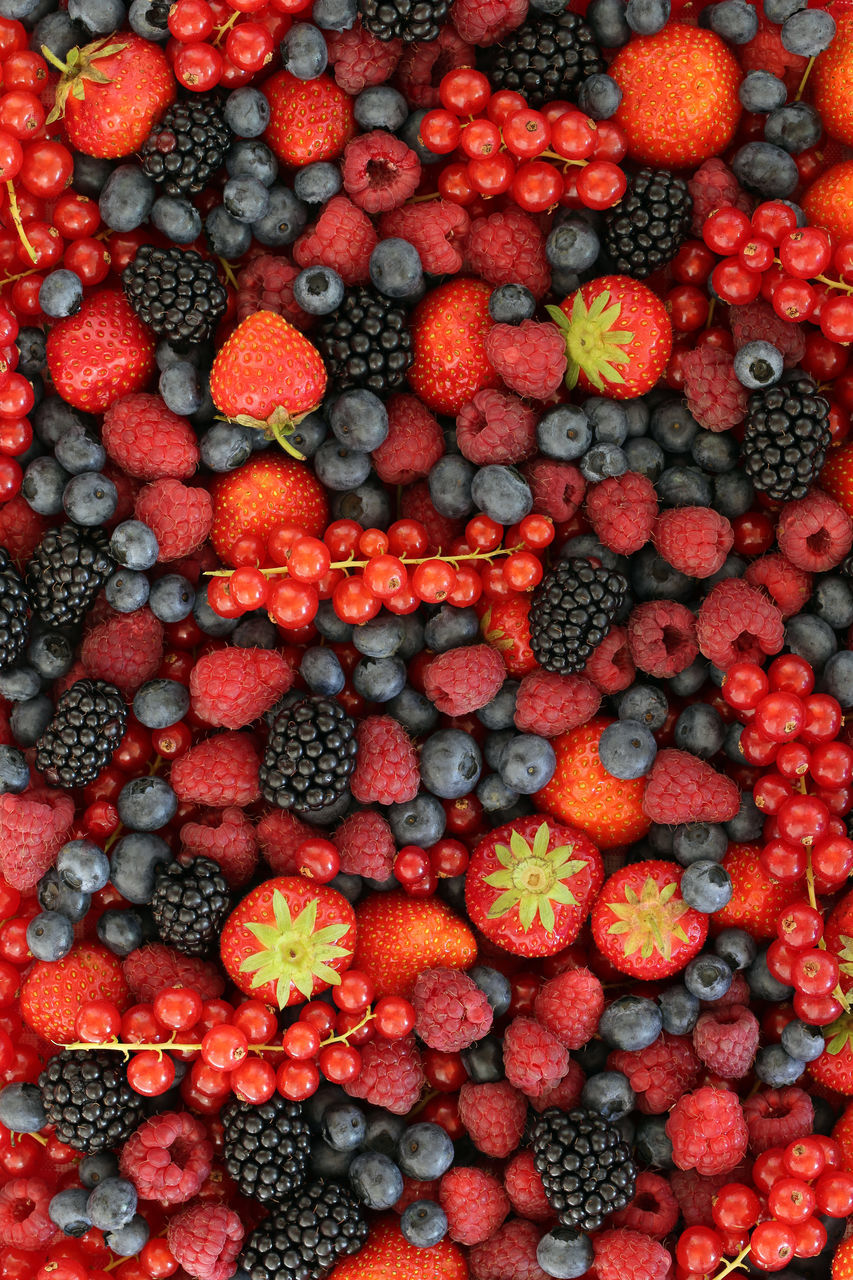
[780,7,835,55]
[206,205,252,259]
[315,600,354,642]
[650,399,699,453]
[739,70,788,113]
[301,647,345,696]
[579,442,628,483]
[355,85,408,132]
[224,87,270,138]
[128,0,170,38]
[27,910,74,961]
[329,389,389,452]
[292,264,345,315]
[148,575,195,624]
[68,0,125,30]
[658,984,700,1035]
[465,970,512,1017]
[674,703,725,758]
[117,776,178,832]
[635,1114,674,1168]
[401,1200,448,1249]
[537,1227,594,1279]
[313,441,371,490]
[294,162,342,204]
[322,1102,366,1151]
[424,606,479,653]
[476,680,519,731]
[282,21,328,78]
[28,630,74,683]
[200,423,253,472]
[725,792,764,843]
[105,1214,150,1257]
[618,684,667,731]
[388,793,445,846]
[58,840,110,893]
[680,861,733,914]
[151,195,202,245]
[233,614,279,649]
[0,665,40,702]
[33,12,85,58]
[484,729,514,772]
[16,327,47,378]
[110,521,158,571]
[581,1069,635,1120]
[755,1043,805,1086]
[359,1108,406,1157]
[312,0,357,27]
[388,686,439,736]
[223,175,270,224]
[499,734,556,793]
[0,744,29,794]
[585,397,629,445]
[226,139,278,187]
[708,0,758,42]
[109,832,172,904]
[587,0,631,44]
[625,0,669,32]
[656,464,712,509]
[669,658,709,697]
[488,283,537,324]
[0,1082,47,1132]
[672,822,728,865]
[353,656,406,703]
[63,471,117,525]
[97,908,144,956]
[545,217,601,275]
[765,102,823,155]
[397,1122,454,1180]
[785,612,837,669]
[348,1151,403,1210]
[577,72,622,119]
[22,456,68,515]
[289,410,327,459]
[39,269,83,319]
[684,953,733,1001]
[624,436,665,481]
[471,465,532,525]
[428,455,475,518]
[49,1188,92,1237]
[813,575,853,630]
[821,650,853,707]
[33,879,89,933]
[87,1178,138,1231]
[11,695,53,747]
[310,1140,354,1180]
[598,719,656,780]
[99,165,156,231]
[692,429,739,474]
[369,238,424,300]
[420,728,483,799]
[160,361,204,417]
[352,614,404,658]
[461,1033,505,1083]
[714,927,757,972]
[764,0,805,17]
[105,569,149,614]
[331,477,391,528]
[732,141,799,198]
[599,994,662,1050]
[780,1019,824,1063]
[733,340,784,391]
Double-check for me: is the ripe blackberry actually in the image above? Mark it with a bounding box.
[27,524,112,629]
[602,169,693,278]
[529,556,628,675]
[140,98,231,196]
[122,246,228,348]
[35,678,127,789]
[486,9,604,109]
[357,0,449,42]
[0,549,29,672]
[531,1106,636,1233]
[260,696,357,813]
[222,1094,312,1204]
[151,856,231,956]
[741,374,831,502]
[238,1180,368,1280]
[316,286,413,396]
[39,1050,144,1154]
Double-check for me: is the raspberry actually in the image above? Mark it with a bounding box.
[293,196,377,287]
[394,1176,440,1213]
[502,1015,569,1096]
[350,715,419,804]
[465,209,550,300]
[682,346,749,431]
[341,131,421,214]
[523,459,585,523]
[609,1171,679,1238]
[394,27,475,109]
[0,1178,54,1250]
[670,1166,745,1226]
[189,648,296,730]
[457,1080,527,1158]
[586,471,658,555]
[503,1150,551,1221]
[424,644,507,716]
[743,1086,814,1154]
[0,788,74,891]
[653,506,733,578]
[123,944,225,1003]
[344,1033,424,1115]
[533,967,603,1050]
[439,1167,510,1246]
[485,321,567,400]
[411,967,493,1053]
[527,1059,586,1112]
[643,749,740,824]
[451,0,528,46]
[777,490,853,572]
[236,254,309,329]
[170,732,261,807]
[326,19,402,94]
[379,201,470,275]
[456,389,538,466]
[729,298,806,369]
[180,807,259,888]
[102,393,198,481]
[687,159,751,235]
[256,809,313,875]
[665,1085,749,1176]
[696,578,785,669]
[333,809,396,879]
[167,1202,244,1280]
[0,493,50,567]
[134,479,213,563]
[702,970,750,1010]
[693,1005,760,1079]
[468,1218,549,1280]
[583,625,636,694]
[745,553,813,619]
[401,480,464,555]
[627,600,698,678]
[81,607,164,694]
[608,1032,701,1114]
[741,21,808,89]
[514,671,601,738]
[370,393,445,485]
[120,1112,213,1204]
[592,1229,672,1280]
[104,458,141,524]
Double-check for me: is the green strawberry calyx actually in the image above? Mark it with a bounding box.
[484,822,588,935]
[546,292,633,392]
[43,39,129,126]
[225,406,308,462]
[825,1012,853,1056]
[239,889,352,1008]
[607,876,690,962]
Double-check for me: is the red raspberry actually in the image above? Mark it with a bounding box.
[326,19,402,94]
[741,20,808,89]
[134,479,213,563]
[593,1228,672,1280]
[665,1085,749,1176]
[189,648,295,730]
[167,1203,244,1280]
[344,1033,424,1115]
[120,1112,213,1204]
[693,1005,759,1079]
[534,967,603,1050]
[653,506,733,578]
[81,607,164,694]
[0,788,73,891]
[503,1150,551,1221]
[350,715,419,804]
[583,625,635,694]
[293,196,377,286]
[729,298,806,369]
[528,1059,585,1112]
[371,393,445,485]
[256,809,313,875]
[468,1218,548,1280]
[457,1080,527,1158]
[333,809,396,879]
[0,493,50,567]
[424,644,507,716]
[394,27,475,109]
[682,346,749,431]
[485,321,567,400]
[451,0,528,45]
[401,480,464,555]
[608,1033,702,1115]
[671,1166,745,1226]
[102,393,198,481]
[514,671,601,737]
[394,1176,440,1213]
[687,159,751,235]
[465,209,550,300]
[776,490,853,572]
[627,600,698,678]
[123,944,225,1003]
[236,254,309,329]
[170,732,261,807]
[609,1171,679,1238]
[745,553,812,618]
[439,1167,510,1246]
[702,969,750,1010]
[180,807,259,888]
[411,967,493,1052]
[103,458,140,524]
[586,471,657,555]
[342,131,421,213]
[696,578,785,669]
[523,459,585,523]
[456,389,538,466]
[503,1015,569,1096]
[643,749,740,825]
[380,201,470,275]
[0,1178,54,1250]
[743,1086,814,1154]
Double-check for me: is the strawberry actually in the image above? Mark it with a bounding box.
[813,13,853,149]
[548,276,672,401]
[465,814,603,958]
[810,1015,853,1096]
[220,875,355,1008]
[479,596,537,678]
[329,1216,467,1279]
[210,455,328,567]
[824,888,853,997]
[591,859,708,980]
[408,277,500,416]
[710,843,801,941]
[535,716,651,849]
[45,36,175,159]
[46,290,156,414]
[352,892,476,998]
[20,942,130,1044]
[820,439,853,519]
[264,70,355,167]
[610,24,742,167]
[833,1101,853,1173]
[832,1238,853,1280]
[802,160,853,242]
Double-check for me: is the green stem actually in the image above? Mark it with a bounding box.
[40,44,70,74]
[206,544,524,580]
[710,1245,752,1280]
[5,183,36,264]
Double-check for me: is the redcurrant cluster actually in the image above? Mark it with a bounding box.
[163,0,310,92]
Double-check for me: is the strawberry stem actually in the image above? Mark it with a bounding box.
[5,183,36,264]
[40,44,70,74]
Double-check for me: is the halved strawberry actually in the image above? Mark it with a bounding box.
[591,859,708,980]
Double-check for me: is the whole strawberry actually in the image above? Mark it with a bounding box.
[46,291,156,413]
[591,860,709,980]
[408,278,500,415]
[210,454,328,567]
[264,69,355,166]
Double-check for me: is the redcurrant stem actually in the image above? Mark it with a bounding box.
[103,826,123,853]
[794,55,816,102]
[805,848,818,912]
[814,272,853,296]
[0,266,41,289]
[407,192,442,203]
[218,257,239,290]
[5,183,36,265]
[537,150,586,167]
[705,296,716,330]
[710,1245,751,1279]
[65,1012,378,1058]
[213,9,240,44]
[205,544,524,580]
[148,754,163,777]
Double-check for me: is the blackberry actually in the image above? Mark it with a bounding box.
[122,246,228,348]
[316,286,413,396]
[222,1094,312,1204]
[238,1180,368,1280]
[261,696,357,813]
[741,374,831,502]
[27,524,113,629]
[39,1050,144,1154]
[529,556,628,675]
[151,856,230,956]
[531,1107,636,1233]
[357,0,449,42]
[602,169,692,279]
[35,679,127,789]
[486,10,604,109]
[0,549,29,672]
[141,98,231,197]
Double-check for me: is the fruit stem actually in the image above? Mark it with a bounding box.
[218,256,239,290]
[206,545,523,579]
[805,848,818,912]
[814,273,853,296]
[268,419,307,462]
[709,1245,752,1279]
[5,183,36,264]
[65,1012,378,1057]
[537,150,586,167]
[0,266,41,288]
[795,55,816,102]
[39,44,70,74]
[213,9,240,44]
